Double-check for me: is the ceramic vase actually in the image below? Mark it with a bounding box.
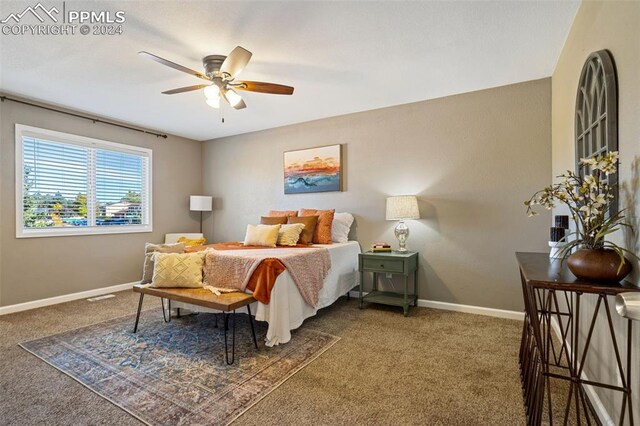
[567,248,632,282]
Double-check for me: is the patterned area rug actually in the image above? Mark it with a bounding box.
[20,311,339,425]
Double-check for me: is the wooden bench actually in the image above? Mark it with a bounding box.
[132,284,258,364]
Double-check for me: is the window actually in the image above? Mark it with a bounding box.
[16,124,152,238]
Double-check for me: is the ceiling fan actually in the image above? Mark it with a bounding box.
[139,46,294,110]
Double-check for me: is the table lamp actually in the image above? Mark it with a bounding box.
[386,195,420,252]
[190,195,212,233]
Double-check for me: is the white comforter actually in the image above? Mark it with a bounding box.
[173,241,361,346]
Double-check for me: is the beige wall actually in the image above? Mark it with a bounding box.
[203,78,552,312]
[0,96,203,306]
[551,1,640,422]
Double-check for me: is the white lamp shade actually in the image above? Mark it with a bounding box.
[386,195,420,220]
[190,195,212,212]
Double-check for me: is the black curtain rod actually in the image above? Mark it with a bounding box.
[0,95,168,139]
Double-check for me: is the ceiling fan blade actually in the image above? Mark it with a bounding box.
[234,81,294,95]
[138,51,210,81]
[220,46,252,78]
[162,84,209,95]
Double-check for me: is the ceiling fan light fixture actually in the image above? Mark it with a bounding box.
[206,96,220,109]
[203,85,219,99]
[225,89,243,108]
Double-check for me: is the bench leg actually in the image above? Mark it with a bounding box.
[346,291,351,301]
[133,293,144,333]
[176,307,181,318]
[224,311,236,365]
[161,298,171,323]
[247,304,259,350]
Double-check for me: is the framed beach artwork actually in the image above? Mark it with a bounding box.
[284,144,342,194]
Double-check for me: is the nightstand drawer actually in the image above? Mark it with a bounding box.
[362,258,404,273]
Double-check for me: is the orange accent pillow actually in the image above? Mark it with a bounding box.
[260,216,288,225]
[288,215,318,245]
[300,209,335,244]
[267,210,298,217]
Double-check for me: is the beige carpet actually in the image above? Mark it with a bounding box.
[0,291,526,425]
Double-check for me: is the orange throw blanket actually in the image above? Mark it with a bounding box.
[186,242,314,304]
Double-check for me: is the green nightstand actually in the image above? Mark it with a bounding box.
[358,251,419,316]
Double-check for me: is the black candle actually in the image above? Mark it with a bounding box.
[550,227,566,242]
[555,215,569,229]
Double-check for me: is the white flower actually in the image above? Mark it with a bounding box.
[581,158,598,167]
[580,204,600,217]
[584,175,597,189]
[591,193,607,208]
[600,161,617,175]
[594,151,619,175]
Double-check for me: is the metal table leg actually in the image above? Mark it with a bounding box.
[224,310,236,365]
[133,293,144,333]
[161,298,171,323]
[247,304,259,350]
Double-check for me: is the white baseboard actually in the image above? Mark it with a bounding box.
[549,318,613,425]
[348,291,524,321]
[3,285,524,321]
[0,282,137,316]
[417,299,524,320]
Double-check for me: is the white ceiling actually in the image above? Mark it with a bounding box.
[0,1,579,141]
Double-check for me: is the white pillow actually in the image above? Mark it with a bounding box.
[332,212,354,243]
[243,224,281,247]
[277,223,306,246]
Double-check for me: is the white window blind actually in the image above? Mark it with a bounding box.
[16,124,152,238]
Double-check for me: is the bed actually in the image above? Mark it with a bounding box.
[172,241,361,346]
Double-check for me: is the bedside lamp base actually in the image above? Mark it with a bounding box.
[395,220,409,252]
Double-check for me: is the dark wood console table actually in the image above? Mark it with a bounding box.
[517,252,639,425]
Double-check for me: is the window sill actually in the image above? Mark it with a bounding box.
[16,225,153,238]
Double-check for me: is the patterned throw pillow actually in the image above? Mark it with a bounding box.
[151,252,205,288]
[277,223,306,246]
[177,236,207,247]
[267,210,298,217]
[300,209,335,244]
[287,216,318,245]
[243,224,281,247]
[141,242,186,284]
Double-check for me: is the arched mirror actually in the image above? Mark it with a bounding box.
[575,49,618,215]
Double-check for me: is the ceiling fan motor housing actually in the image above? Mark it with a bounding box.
[203,55,227,78]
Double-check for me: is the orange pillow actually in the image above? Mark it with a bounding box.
[288,216,318,245]
[300,209,335,244]
[260,216,288,225]
[267,210,298,218]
